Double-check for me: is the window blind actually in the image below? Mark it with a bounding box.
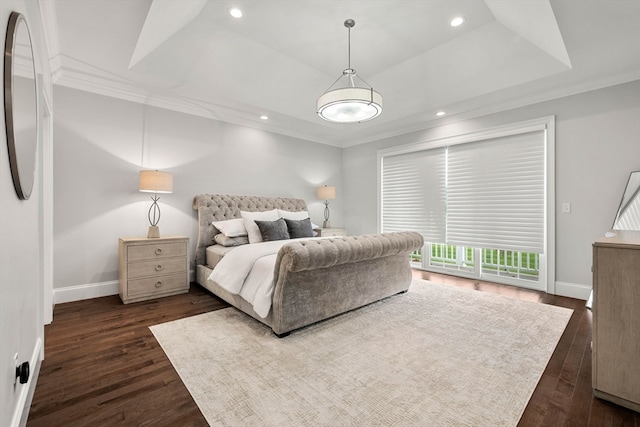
[381,148,446,243]
[446,130,545,253]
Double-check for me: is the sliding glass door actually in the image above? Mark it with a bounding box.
[379,117,555,292]
[411,244,540,287]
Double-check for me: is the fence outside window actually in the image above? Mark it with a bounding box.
[411,243,539,282]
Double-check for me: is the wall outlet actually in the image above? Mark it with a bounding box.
[562,202,571,213]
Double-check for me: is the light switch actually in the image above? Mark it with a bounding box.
[562,202,571,213]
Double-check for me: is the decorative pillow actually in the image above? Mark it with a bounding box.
[241,209,280,243]
[285,217,314,239]
[278,209,309,220]
[255,218,290,242]
[214,233,250,247]
[212,218,247,237]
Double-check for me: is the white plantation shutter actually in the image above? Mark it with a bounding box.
[381,148,446,243]
[446,130,545,253]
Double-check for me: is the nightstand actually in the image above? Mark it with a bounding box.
[317,227,347,237]
[118,236,189,304]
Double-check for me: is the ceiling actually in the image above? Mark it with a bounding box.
[50,0,640,147]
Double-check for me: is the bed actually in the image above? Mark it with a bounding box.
[193,194,424,337]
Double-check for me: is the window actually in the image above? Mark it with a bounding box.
[380,148,446,243]
[379,117,555,292]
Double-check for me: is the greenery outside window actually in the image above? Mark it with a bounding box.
[411,243,540,283]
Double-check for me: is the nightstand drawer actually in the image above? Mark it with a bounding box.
[127,257,186,279]
[318,227,347,237]
[127,273,188,298]
[128,242,186,261]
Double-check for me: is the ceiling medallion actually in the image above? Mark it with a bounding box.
[317,19,382,123]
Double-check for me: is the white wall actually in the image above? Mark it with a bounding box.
[343,80,640,296]
[52,85,343,296]
[52,81,640,299]
[0,1,52,425]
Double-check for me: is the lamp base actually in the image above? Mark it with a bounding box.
[322,220,331,228]
[147,226,160,238]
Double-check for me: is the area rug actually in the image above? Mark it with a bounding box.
[150,279,573,427]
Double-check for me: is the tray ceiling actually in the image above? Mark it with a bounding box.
[51,0,640,147]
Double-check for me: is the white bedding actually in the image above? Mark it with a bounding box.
[208,240,291,318]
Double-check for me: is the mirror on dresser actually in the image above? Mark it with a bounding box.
[587,170,640,310]
[612,170,640,231]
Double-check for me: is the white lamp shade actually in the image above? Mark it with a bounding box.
[139,170,173,193]
[317,185,336,200]
[317,87,382,123]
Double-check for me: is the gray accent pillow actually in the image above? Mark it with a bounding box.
[255,218,290,242]
[285,217,314,239]
[214,233,250,247]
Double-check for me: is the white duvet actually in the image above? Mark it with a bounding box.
[208,240,292,318]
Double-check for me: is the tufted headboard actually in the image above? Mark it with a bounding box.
[192,194,308,266]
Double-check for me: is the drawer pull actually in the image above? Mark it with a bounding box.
[155,281,163,288]
[155,264,163,271]
[155,248,163,255]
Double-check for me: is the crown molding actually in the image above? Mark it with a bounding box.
[342,71,640,148]
[53,61,640,150]
[54,65,343,147]
[37,0,62,81]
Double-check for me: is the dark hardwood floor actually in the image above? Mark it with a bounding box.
[27,272,639,426]
[27,286,227,427]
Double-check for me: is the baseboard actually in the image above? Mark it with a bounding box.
[555,281,591,301]
[53,280,119,304]
[53,270,196,304]
[12,338,42,427]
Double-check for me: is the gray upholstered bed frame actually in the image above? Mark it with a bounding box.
[193,194,424,336]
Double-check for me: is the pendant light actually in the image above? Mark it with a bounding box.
[317,19,382,123]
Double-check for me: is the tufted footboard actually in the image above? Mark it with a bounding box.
[270,232,424,336]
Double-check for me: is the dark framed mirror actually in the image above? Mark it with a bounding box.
[612,170,640,231]
[4,11,38,200]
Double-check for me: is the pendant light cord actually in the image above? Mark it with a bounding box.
[347,25,351,71]
[321,19,376,92]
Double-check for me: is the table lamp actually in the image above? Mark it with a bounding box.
[317,185,336,228]
[139,170,173,238]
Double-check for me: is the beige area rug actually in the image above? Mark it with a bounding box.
[150,280,573,427]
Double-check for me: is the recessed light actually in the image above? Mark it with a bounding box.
[450,16,465,27]
[260,115,269,120]
[436,111,446,116]
[229,8,243,18]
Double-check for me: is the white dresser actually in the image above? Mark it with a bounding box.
[118,236,189,304]
[591,230,640,412]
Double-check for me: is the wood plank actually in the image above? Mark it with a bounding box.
[567,326,596,427]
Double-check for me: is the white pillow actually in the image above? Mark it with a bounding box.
[212,218,247,237]
[278,210,309,220]
[241,209,280,244]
